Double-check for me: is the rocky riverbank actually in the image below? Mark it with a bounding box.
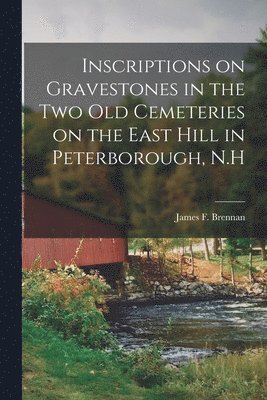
[107,275,267,304]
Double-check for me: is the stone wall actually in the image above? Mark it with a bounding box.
[108,275,267,303]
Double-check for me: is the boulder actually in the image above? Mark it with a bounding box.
[188,282,199,290]
[164,285,172,291]
[127,293,146,300]
[178,280,188,289]
[202,283,214,293]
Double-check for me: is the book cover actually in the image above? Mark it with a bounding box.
[22,1,267,399]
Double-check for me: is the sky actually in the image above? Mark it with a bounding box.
[23,0,267,42]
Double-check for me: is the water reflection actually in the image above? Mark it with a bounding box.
[108,298,267,363]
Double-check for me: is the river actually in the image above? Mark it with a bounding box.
[108,298,267,364]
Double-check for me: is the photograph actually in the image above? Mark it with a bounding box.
[22,1,267,399]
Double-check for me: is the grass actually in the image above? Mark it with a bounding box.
[23,319,267,400]
[164,350,267,400]
[209,254,266,281]
[237,255,266,271]
[23,320,144,400]
[210,254,266,269]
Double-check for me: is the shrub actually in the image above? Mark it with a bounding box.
[127,346,170,388]
[22,260,114,348]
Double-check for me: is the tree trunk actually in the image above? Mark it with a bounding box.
[182,240,185,255]
[203,238,210,261]
[190,240,195,276]
[212,238,220,255]
[177,248,181,275]
[249,243,254,283]
[179,256,183,275]
[219,238,224,281]
[158,254,165,274]
[231,260,235,286]
[258,239,266,261]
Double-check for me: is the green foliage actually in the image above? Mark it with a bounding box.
[174,350,267,400]
[224,238,239,258]
[23,320,142,400]
[22,262,114,348]
[23,320,267,400]
[127,346,170,388]
[149,239,174,269]
[129,238,153,257]
[223,238,260,281]
[229,34,267,234]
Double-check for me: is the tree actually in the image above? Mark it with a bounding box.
[171,238,187,275]
[189,239,195,277]
[236,238,258,283]
[129,238,153,259]
[230,28,267,237]
[219,238,224,281]
[258,239,266,261]
[212,238,220,256]
[203,238,210,261]
[148,239,173,274]
[248,242,254,283]
[224,239,239,285]
[224,238,259,284]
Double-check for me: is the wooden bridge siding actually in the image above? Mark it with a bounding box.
[22,238,128,270]
[23,195,126,238]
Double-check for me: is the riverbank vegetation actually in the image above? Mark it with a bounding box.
[23,261,267,399]
[23,319,267,400]
[22,261,114,348]
[128,238,267,286]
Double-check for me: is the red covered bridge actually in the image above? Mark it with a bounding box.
[22,193,128,283]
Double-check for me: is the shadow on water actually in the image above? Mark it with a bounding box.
[107,298,267,363]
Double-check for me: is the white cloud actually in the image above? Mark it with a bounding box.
[23,0,267,42]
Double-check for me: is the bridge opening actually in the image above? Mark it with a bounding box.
[81,262,125,289]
